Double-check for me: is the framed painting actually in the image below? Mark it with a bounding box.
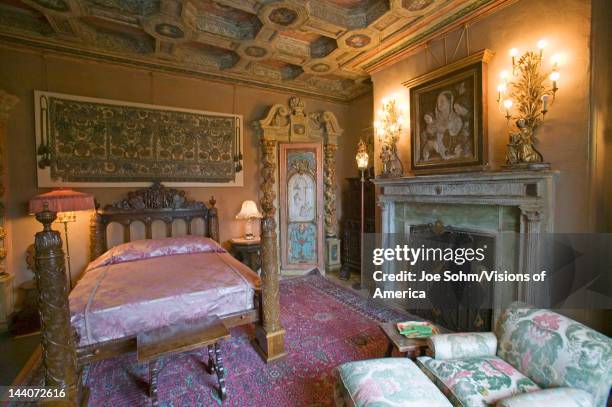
[403,49,493,174]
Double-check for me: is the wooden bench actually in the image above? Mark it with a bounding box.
[137,315,231,405]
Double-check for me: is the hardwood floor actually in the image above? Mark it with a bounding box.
[0,331,40,385]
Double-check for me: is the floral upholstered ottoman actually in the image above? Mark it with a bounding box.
[333,358,452,407]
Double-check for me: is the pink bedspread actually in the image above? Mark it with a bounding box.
[69,237,260,347]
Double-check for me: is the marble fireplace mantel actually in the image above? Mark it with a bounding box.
[371,170,559,325]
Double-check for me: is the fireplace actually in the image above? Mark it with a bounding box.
[371,170,557,329]
[406,222,496,332]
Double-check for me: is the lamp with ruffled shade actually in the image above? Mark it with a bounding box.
[29,189,95,289]
[235,200,262,240]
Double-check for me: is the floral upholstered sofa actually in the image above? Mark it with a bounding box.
[334,303,612,407]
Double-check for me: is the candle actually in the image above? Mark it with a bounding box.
[537,39,547,59]
[510,48,518,69]
[541,94,549,113]
[497,83,507,103]
[550,71,560,91]
[503,99,513,119]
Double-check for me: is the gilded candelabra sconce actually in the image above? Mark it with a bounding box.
[498,39,563,170]
[374,98,405,178]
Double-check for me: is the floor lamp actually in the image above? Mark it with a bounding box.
[29,189,95,289]
[354,140,369,289]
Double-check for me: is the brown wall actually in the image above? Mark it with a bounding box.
[590,0,612,232]
[371,0,592,233]
[345,92,374,176]
[369,0,612,333]
[0,45,364,287]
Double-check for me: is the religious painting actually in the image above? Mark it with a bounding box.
[287,223,316,263]
[34,91,244,187]
[403,50,492,174]
[280,143,324,272]
[288,172,315,222]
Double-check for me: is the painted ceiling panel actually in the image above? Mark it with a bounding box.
[0,0,507,101]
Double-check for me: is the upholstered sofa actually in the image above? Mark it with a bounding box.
[334,303,612,407]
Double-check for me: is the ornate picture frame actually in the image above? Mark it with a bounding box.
[403,49,493,174]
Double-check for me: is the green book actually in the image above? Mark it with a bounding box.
[396,321,438,338]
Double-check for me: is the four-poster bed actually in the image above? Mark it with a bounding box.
[32,182,280,405]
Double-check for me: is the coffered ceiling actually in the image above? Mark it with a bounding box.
[0,0,509,101]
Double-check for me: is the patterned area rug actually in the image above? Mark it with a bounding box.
[20,274,409,406]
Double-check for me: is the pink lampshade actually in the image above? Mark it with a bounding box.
[28,189,95,214]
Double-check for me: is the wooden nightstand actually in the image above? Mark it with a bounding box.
[229,237,261,273]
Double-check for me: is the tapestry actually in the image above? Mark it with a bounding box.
[35,91,242,184]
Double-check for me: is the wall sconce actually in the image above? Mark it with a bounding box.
[374,98,405,178]
[497,39,563,170]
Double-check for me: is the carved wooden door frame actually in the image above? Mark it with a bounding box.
[279,142,324,271]
[252,97,343,362]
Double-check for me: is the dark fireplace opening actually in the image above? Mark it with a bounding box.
[406,222,496,332]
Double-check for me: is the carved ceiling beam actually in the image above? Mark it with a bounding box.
[0,0,510,100]
[191,31,236,51]
[359,0,515,73]
[141,0,197,59]
[213,0,258,15]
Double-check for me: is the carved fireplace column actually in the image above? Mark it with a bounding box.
[519,205,544,304]
[255,137,286,362]
[0,90,19,332]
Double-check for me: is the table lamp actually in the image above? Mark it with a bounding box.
[235,200,262,240]
[29,189,95,289]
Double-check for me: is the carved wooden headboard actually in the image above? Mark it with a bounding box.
[89,181,219,261]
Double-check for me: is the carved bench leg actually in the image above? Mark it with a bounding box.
[206,344,215,374]
[214,343,227,401]
[149,359,159,407]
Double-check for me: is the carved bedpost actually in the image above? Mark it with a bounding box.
[34,203,78,406]
[89,207,107,261]
[255,138,286,362]
[208,196,219,243]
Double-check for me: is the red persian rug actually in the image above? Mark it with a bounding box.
[19,273,409,407]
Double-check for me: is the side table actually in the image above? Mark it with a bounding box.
[229,237,261,273]
[379,322,433,360]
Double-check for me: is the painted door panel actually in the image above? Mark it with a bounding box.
[279,143,324,271]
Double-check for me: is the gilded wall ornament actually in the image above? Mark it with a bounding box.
[497,42,561,170]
